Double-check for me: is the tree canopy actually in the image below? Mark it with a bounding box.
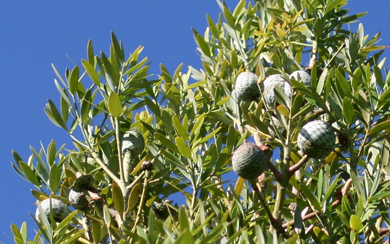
[9,0,390,243]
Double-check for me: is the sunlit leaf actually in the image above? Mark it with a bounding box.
[108,92,122,117]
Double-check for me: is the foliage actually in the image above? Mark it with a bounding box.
[9,0,390,243]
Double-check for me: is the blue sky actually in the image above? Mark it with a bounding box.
[0,1,389,242]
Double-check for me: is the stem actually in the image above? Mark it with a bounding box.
[250,179,286,237]
[90,151,121,184]
[288,155,309,177]
[115,118,125,189]
[131,170,149,232]
[123,151,132,184]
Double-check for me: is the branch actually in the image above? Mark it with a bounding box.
[283,179,353,228]
[250,179,287,237]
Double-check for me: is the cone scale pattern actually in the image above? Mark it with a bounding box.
[69,190,90,211]
[235,71,260,102]
[35,198,70,223]
[289,70,311,86]
[232,142,267,179]
[297,120,336,159]
[262,74,290,107]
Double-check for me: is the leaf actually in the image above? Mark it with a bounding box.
[179,206,190,231]
[82,59,100,86]
[350,214,363,233]
[342,97,354,126]
[112,182,124,216]
[173,116,189,141]
[49,164,61,193]
[80,88,93,123]
[19,161,41,186]
[300,184,321,211]
[379,87,390,106]
[68,66,79,95]
[369,120,390,137]
[192,28,211,57]
[175,137,192,158]
[54,210,79,238]
[111,31,125,62]
[155,132,179,153]
[274,85,291,109]
[45,99,68,131]
[91,220,102,243]
[234,177,245,195]
[108,92,122,117]
[11,224,24,244]
[46,139,56,167]
[126,183,142,213]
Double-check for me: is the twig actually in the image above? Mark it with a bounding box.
[131,170,149,232]
[283,178,353,228]
[250,179,287,237]
[288,155,309,177]
[90,151,120,184]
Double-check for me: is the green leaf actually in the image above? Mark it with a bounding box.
[291,93,304,116]
[11,224,24,244]
[191,113,206,137]
[196,127,222,145]
[112,182,124,217]
[342,97,354,126]
[111,31,125,62]
[155,132,179,153]
[82,59,100,86]
[49,164,61,193]
[173,116,189,141]
[20,222,27,243]
[45,99,68,131]
[274,85,291,109]
[379,87,390,105]
[103,205,112,226]
[46,139,56,167]
[222,5,235,27]
[175,137,192,158]
[101,51,119,87]
[19,161,41,186]
[126,183,142,213]
[68,66,79,95]
[87,39,95,65]
[300,184,321,211]
[350,214,363,233]
[108,92,122,117]
[369,120,390,137]
[54,210,79,238]
[192,28,211,57]
[179,206,190,231]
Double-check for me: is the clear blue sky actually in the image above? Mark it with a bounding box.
[0,1,388,242]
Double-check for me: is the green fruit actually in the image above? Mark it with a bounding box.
[232,142,267,179]
[122,129,145,154]
[69,190,90,211]
[297,120,335,159]
[235,71,260,102]
[35,198,70,223]
[262,74,290,107]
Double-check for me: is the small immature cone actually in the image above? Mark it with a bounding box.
[261,74,290,108]
[35,198,70,223]
[235,71,260,102]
